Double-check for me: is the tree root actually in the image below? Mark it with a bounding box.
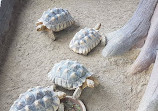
[137,51,158,111]
[130,3,158,74]
[102,0,158,57]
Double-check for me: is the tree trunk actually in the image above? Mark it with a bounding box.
[130,3,158,74]
[102,0,158,57]
[137,51,158,111]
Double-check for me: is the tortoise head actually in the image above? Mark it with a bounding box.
[36,22,46,31]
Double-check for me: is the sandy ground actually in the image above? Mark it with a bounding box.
[0,0,154,111]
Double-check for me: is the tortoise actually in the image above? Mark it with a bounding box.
[48,59,98,99]
[36,8,74,40]
[69,23,102,55]
[9,86,66,111]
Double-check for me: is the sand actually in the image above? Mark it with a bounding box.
[0,0,154,111]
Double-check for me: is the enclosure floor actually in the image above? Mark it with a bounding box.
[0,0,153,111]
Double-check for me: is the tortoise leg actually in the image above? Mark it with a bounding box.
[58,103,64,111]
[50,84,56,91]
[73,78,98,99]
[81,80,88,89]
[83,52,88,56]
[101,36,107,46]
[48,30,56,41]
[73,87,82,99]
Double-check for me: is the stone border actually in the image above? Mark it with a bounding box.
[0,0,17,39]
[0,0,17,67]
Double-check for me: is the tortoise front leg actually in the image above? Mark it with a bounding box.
[72,80,89,99]
[73,78,98,99]
[48,29,56,41]
[73,87,82,99]
[58,103,64,111]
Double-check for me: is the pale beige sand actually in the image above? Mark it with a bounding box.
[0,0,153,111]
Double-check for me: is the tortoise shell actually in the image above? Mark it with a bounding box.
[48,60,92,90]
[69,27,102,55]
[38,8,74,32]
[9,86,60,111]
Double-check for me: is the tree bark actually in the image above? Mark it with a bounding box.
[102,0,158,57]
[137,51,158,111]
[130,3,158,74]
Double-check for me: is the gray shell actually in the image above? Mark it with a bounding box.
[48,60,92,90]
[10,86,60,111]
[38,8,74,32]
[69,27,102,55]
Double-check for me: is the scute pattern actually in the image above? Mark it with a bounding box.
[38,8,74,32]
[10,86,60,111]
[48,60,92,90]
[69,27,102,55]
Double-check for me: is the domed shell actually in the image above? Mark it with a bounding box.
[48,60,92,90]
[10,86,60,111]
[69,27,102,55]
[38,8,74,32]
